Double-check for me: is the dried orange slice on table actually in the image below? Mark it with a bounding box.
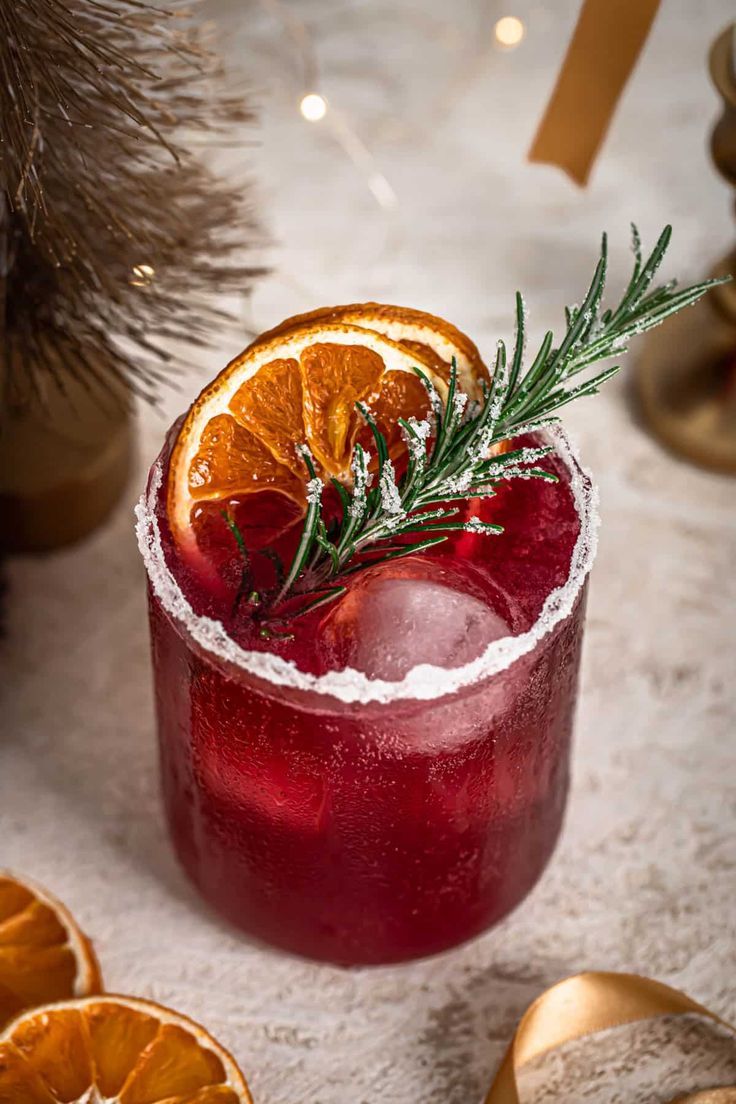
[0,872,101,1031]
[167,305,490,572]
[0,994,252,1103]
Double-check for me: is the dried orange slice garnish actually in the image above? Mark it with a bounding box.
[168,322,448,557]
[0,994,252,1103]
[254,301,489,394]
[0,873,102,1031]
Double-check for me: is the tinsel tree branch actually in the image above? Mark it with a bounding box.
[0,0,265,412]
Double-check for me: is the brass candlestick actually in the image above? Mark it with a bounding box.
[634,24,736,474]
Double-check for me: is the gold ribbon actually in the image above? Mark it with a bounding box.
[674,1094,736,1103]
[485,971,736,1103]
[529,0,663,185]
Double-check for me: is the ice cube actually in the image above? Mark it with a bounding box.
[320,571,510,680]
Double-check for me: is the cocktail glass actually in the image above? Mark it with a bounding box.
[137,425,596,965]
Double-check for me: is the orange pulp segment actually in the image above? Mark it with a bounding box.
[0,873,102,1031]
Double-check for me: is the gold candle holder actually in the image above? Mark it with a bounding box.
[634,24,736,474]
[0,365,134,553]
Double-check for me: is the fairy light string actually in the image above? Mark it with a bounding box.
[258,0,526,210]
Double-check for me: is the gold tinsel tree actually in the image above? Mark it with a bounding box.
[0,0,262,549]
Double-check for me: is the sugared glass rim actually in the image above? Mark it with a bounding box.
[136,424,598,706]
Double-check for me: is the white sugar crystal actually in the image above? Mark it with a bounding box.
[514,296,529,363]
[348,448,372,517]
[378,460,403,515]
[499,468,536,480]
[352,447,371,476]
[464,515,494,533]
[423,379,442,417]
[402,416,432,462]
[306,477,323,505]
[453,391,468,418]
[408,437,427,463]
[512,446,550,464]
[467,424,496,462]
[488,394,504,423]
[409,417,431,440]
[444,469,475,495]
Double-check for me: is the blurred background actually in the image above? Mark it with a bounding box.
[202,0,728,334]
[2,2,736,1102]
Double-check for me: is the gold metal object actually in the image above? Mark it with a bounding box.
[484,971,736,1104]
[634,25,736,474]
[673,1093,736,1104]
[0,370,134,553]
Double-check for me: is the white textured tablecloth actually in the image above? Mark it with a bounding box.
[3,2,736,1100]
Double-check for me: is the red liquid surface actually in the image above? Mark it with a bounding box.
[147,433,588,964]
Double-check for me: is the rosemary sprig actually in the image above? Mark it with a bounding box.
[221,508,254,614]
[245,225,727,622]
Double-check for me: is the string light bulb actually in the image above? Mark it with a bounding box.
[494,16,525,49]
[131,263,155,287]
[261,1,395,210]
[299,92,327,121]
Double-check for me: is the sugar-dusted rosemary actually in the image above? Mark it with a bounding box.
[237,225,727,627]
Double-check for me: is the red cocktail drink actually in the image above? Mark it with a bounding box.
[136,230,711,964]
[138,425,595,965]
